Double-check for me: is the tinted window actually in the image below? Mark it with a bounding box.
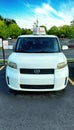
[15,37,60,53]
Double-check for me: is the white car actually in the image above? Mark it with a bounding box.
[6,31,69,92]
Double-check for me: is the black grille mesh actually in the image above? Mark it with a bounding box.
[20,84,54,89]
[20,69,54,74]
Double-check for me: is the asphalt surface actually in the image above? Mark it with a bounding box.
[0,64,74,130]
[0,49,13,59]
[63,48,74,58]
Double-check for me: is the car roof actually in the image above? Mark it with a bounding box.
[18,35,58,38]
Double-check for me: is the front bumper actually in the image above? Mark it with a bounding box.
[6,66,69,91]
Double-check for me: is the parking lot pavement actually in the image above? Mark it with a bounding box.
[63,48,74,58]
[0,65,74,130]
[0,49,12,59]
[68,63,74,86]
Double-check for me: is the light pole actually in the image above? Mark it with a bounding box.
[2,38,5,65]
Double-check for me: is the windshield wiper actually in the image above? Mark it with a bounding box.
[38,51,50,53]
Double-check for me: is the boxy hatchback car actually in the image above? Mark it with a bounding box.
[6,29,69,92]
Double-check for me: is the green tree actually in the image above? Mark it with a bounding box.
[21,28,32,35]
[0,20,8,39]
[8,23,21,38]
[0,15,3,20]
[70,20,74,38]
[47,26,58,36]
[4,18,16,26]
[58,25,71,38]
[71,20,74,26]
[70,26,74,38]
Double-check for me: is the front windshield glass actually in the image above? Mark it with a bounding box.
[15,37,60,53]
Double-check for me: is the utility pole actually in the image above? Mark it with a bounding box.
[2,38,5,65]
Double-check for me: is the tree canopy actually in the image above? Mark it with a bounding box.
[0,15,74,39]
[47,21,74,38]
[0,15,32,39]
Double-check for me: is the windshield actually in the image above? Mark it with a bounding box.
[15,37,60,53]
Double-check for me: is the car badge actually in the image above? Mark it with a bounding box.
[34,69,40,74]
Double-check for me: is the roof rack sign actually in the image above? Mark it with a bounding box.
[33,27,46,35]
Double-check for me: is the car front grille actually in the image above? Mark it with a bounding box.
[20,69,54,74]
[20,84,54,89]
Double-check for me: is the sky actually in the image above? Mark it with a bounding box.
[0,0,74,29]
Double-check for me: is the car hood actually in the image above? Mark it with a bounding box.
[8,52,67,69]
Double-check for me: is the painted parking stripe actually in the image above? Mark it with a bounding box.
[68,78,74,86]
[0,66,5,71]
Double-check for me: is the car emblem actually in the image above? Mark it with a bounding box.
[34,69,40,74]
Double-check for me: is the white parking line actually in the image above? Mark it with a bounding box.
[68,78,74,86]
[0,66,5,71]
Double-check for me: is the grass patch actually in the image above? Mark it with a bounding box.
[67,58,74,63]
[0,59,7,64]
[0,47,2,50]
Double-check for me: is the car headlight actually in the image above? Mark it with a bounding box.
[7,62,17,69]
[57,61,67,69]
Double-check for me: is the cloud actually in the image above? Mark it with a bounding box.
[15,17,35,29]
[33,2,74,28]
[24,2,31,8]
[34,3,57,16]
[16,1,74,29]
[34,7,46,15]
[34,3,66,20]
[59,1,74,20]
